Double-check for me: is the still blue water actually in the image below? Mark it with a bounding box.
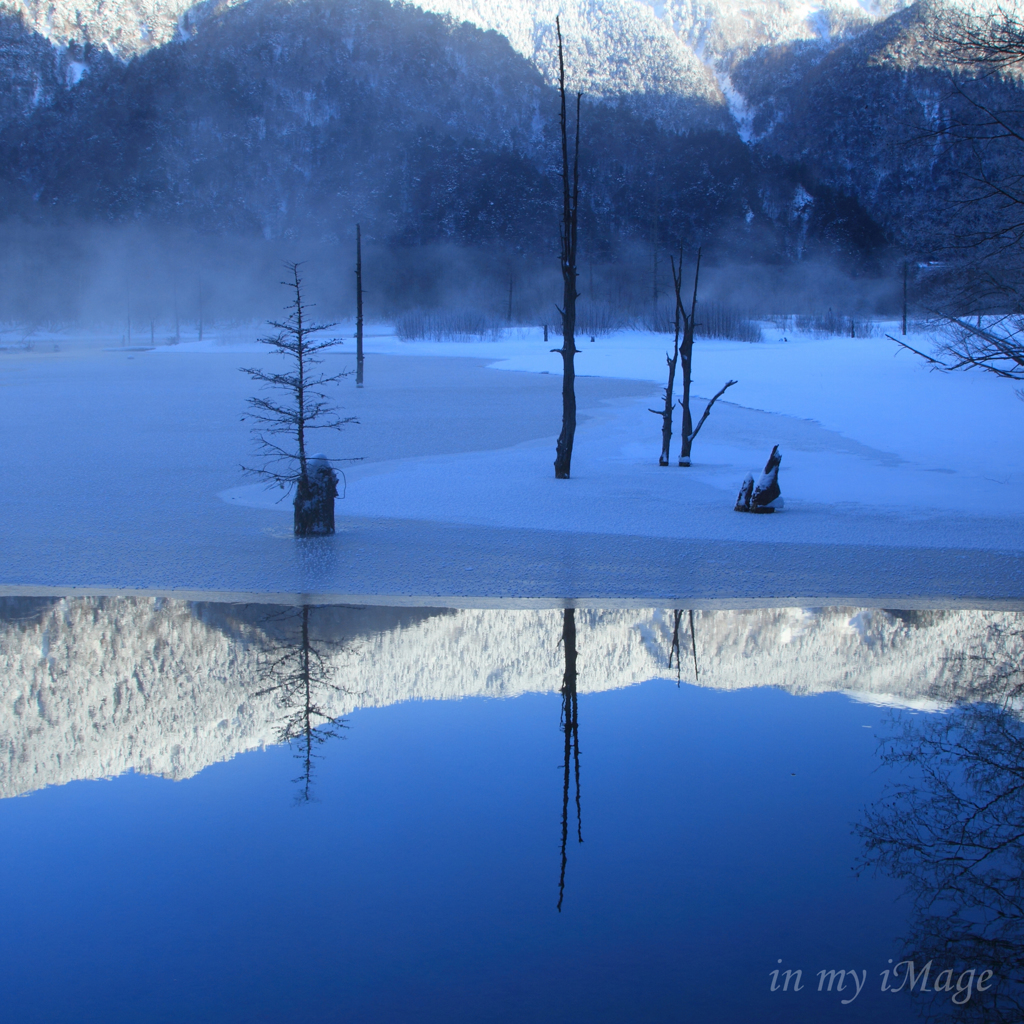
[0,669,930,1023]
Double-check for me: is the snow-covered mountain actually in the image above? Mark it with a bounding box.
[6,0,725,117]
[2,597,1020,799]
[0,0,918,81]
[1,0,1018,259]
[654,0,911,67]
[409,0,723,113]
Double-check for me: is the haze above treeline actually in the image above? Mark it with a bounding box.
[0,0,1013,324]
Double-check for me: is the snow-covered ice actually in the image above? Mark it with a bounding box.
[1,323,1021,601]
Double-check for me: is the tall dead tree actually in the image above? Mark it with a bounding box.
[675,248,737,466]
[649,247,684,465]
[552,17,581,480]
[902,260,909,336]
[241,262,356,536]
[355,224,365,388]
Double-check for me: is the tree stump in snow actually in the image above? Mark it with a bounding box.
[294,454,339,535]
[750,445,781,512]
[734,446,782,513]
[734,474,754,512]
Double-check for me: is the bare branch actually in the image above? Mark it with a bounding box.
[887,334,948,366]
[683,379,738,444]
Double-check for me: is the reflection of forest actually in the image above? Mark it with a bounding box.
[1,598,1023,797]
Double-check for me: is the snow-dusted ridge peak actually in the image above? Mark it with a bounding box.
[2,598,1021,799]
[650,0,915,68]
[407,0,723,105]
[5,0,724,109]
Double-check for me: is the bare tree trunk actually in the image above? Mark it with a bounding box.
[902,260,908,336]
[649,247,684,465]
[673,248,737,464]
[678,249,701,466]
[552,17,581,480]
[355,224,364,388]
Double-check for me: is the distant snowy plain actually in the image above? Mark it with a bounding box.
[1,323,1021,601]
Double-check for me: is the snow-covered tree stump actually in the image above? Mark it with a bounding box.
[734,445,783,513]
[734,474,754,512]
[294,454,339,535]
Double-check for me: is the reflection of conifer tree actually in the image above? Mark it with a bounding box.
[858,691,1024,1023]
[254,605,351,802]
[558,608,582,912]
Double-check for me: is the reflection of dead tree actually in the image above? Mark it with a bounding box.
[667,609,699,685]
[858,701,1024,1022]
[254,605,352,802]
[558,607,582,912]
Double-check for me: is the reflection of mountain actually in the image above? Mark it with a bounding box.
[1,598,1021,798]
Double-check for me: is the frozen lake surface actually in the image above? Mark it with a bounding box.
[2,597,1020,1023]
[1,325,1022,601]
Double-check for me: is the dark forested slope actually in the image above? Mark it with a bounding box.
[0,0,882,264]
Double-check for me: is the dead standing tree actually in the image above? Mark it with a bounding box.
[241,262,357,536]
[649,247,692,466]
[355,224,365,388]
[552,16,582,480]
[673,248,737,466]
